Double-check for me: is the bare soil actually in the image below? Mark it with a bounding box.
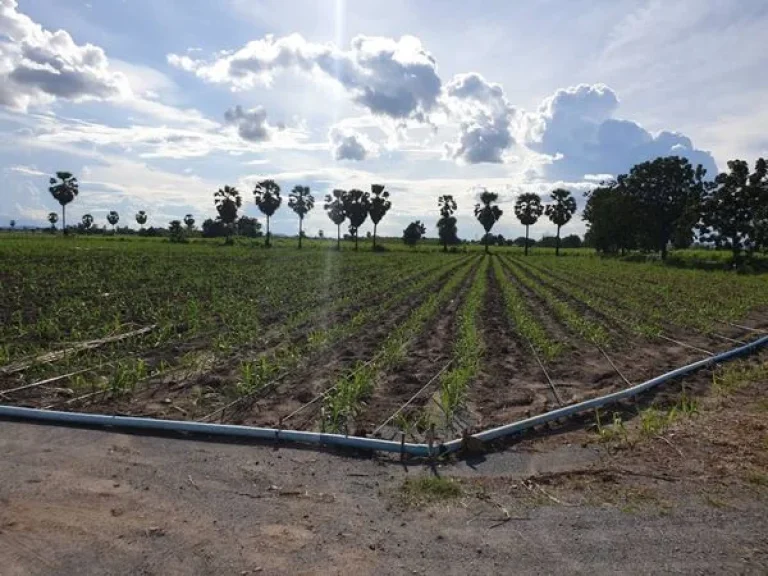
[1,353,766,575]
[465,261,549,427]
[354,259,482,439]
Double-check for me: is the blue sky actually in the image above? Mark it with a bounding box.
[1,0,766,238]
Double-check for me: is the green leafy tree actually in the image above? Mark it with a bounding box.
[561,234,582,249]
[342,188,371,251]
[288,185,314,249]
[48,171,79,232]
[699,158,767,261]
[324,189,347,250]
[402,220,426,247]
[168,220,187,243]
[513,236,535,248]
[369,184,391,250]
[437,195,459,252]
[623,156,708,260]
[47,212,58,230]
[183,214,195,231]
[81,213,93,233]
[253,179,282,247]
[474,190,503,254]
[214,186,242,244]
[135,210,148,230]
[237,216,263,238]
[583,180,639,255]
[514,193,544,256]
[545,188,577,256]
[107,211,119,233]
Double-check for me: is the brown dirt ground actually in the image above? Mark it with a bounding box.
[1,353,766,575]
[2,254,767,451]
[354,259,479,439]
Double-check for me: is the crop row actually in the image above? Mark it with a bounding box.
[491,256,561,361]
[437,255,489,419]
[510,258,661,337]
[322,258,478,433]
[502,256,610,346]
[542,256,768,332]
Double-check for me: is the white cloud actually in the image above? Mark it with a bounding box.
[7,164,45,176]
[328,125,378,161]
[521,83,717,179]
[443,72,516,164]
[224,104,275,142]
[0,0,131,110]
[168,33,442,121]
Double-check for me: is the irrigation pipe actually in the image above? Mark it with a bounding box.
[1,335,766,458]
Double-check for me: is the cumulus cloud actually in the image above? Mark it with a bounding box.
[0,0,130,110]
[328,125,377,161]
[168,34,442,121]
[443,73,516,164]
[522,83,717,179]
[224,105,275,142]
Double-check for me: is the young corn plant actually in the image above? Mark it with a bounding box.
[514,259,662,337]
[439,256,489,419]
[491,256,562,361]
[504,256,609,346]
[323,258,477,433]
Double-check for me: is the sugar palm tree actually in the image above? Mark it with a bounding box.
[135,210,148,231]
[107,211,120,233]
[253,179,282,247]
[368,184,391,250]
[81,213,94,232]
[545,188,577,256]
[288,185,314,249]
[474,190,503,254]
[183,214,195,230]
[437,195,458,252]
[343,188,371,251]
[324,189,347,250]
[214,186,242,244]
[514,193,544,256]
[47,212,58,230]
[48,171,79,232]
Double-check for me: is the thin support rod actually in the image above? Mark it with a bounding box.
[372,359,453,437]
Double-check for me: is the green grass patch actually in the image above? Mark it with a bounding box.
[713,360,768,396]
[401,475,463,504]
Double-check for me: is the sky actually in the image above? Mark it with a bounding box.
[1,0,767,239]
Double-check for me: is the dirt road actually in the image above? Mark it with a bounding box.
[1,417,766,575]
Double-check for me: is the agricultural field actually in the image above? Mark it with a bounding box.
[1,235,767,445]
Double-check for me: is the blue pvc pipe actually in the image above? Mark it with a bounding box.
[1,335,766,457]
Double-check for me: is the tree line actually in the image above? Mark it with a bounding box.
[583,156,768,261]
[35,155,768,259]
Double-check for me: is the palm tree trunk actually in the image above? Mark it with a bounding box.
[61,205,66,234]
[556,225,561,256]
[525,224,529,256]
[266,216,271,247]
[354,230,359,251]
[337,223,341,251]
[373,223,377,250]
[298,217,303,249]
